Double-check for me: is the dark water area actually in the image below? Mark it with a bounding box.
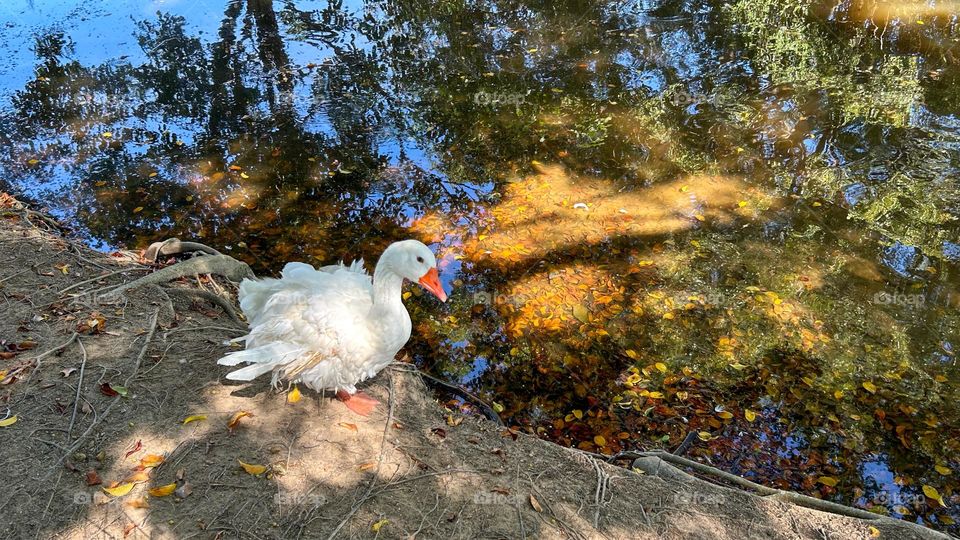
[1,0,958,531]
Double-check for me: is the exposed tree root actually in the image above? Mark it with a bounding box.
[391,363,504,426]
[164,287,244,325]
[105,254,254,297]
[143,238,223,262]
[623,451,949,540]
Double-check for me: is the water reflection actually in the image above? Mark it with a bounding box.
[0,0,958,531]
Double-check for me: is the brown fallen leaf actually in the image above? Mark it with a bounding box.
[175,482,193,498]
[123,470,151,484]
[85,469,102,486]
[529,495,543,512]
[227,411,253,430]
[337,422,358,432]
[431,427,447,438]
[125,497,150,509]
[356,462,376,472]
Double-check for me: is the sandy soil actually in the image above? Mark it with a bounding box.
[0,195,950,539]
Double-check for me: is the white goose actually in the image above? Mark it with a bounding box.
[218,240,447,415]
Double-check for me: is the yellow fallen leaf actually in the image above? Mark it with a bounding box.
[923,485,947,506]
[868,526,880,537]
[227,410,253,430]
[132,206,143,213]
[834,390,844,400]
[287,385,302,403]
[103,482,135,497]
[654,362,667,373]
[697,431,712,441]
[357,462,376,472]
[647,391,665,399]
[935,464,952,476]
[717,411,733,420]
[738,200,748,207]
[148,483,177,497]
[594,435,607,446]
[572,304,590,323]
[625,349,638,359]
[862,381,877,394]
[139,454,164,469]
[102,132,113,138]
[817,476,838,487]
[238,460,267,475]
[371,519,388,532]
[0,415,17,427]
[338,422,358,432]
[572,409,583,420]
[744,409,757,422]
[182,414,207,424]
[27,159,39,165]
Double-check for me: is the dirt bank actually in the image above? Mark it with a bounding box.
[0,195,949,539]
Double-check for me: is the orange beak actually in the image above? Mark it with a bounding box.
[417,267,447,302]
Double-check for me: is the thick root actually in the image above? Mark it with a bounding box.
[105,254,254,298]
[143,238,223,262]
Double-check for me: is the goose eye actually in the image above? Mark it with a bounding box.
[416,256,424,263]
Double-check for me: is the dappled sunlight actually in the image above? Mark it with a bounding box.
[463,162,759,271]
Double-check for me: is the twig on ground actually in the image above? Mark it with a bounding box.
[325,373,397,540]
[123,308,159,388]
[66,337,88,443]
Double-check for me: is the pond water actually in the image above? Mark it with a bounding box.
[1,0,958,531]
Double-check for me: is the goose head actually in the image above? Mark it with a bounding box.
[380,240,447,302]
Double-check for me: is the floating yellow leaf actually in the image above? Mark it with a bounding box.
[371,519,388,532]
[148,483,176,497]
[0,415,17,427]
[572,304,589,323]
[132,206,144,214]
[594,435,607,446]
[102,132,113,138]
[922,485,947,506]
[182,414,206,424]
[227,410,253,430]
[934,464,952,476]
[238,460,267,475]
[27,159,39,165]
[103,482,135,497]
[817,476,838,487]
[287,386,302,403]
[139,454,164,469]
[744,409,756,422]
[862,381,877,394]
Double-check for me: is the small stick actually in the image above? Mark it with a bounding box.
[66,337,88,443]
